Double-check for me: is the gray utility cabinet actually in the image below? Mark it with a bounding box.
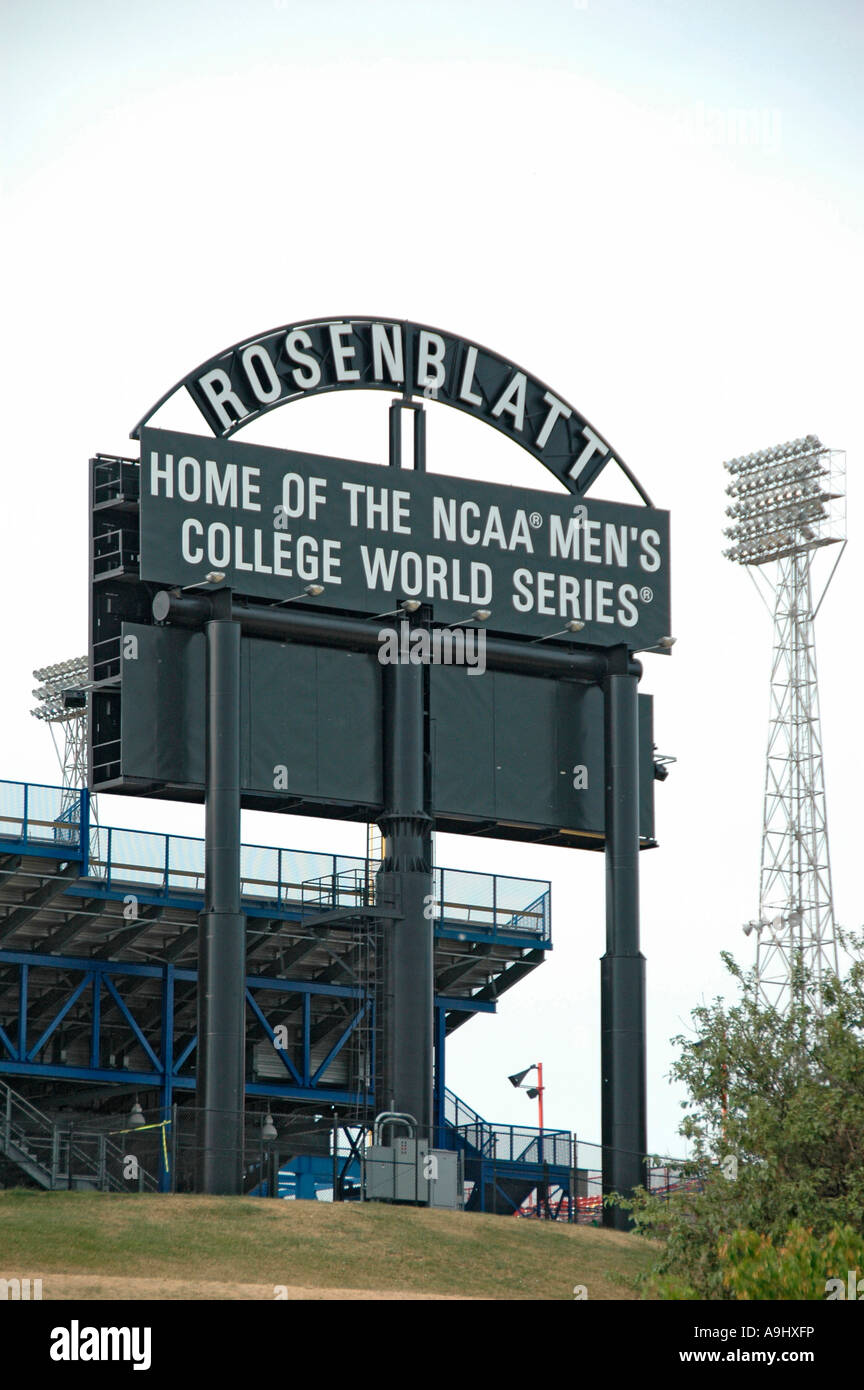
[364,1140,464,1209]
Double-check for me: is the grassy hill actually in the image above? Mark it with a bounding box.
[0,1189,657,1300]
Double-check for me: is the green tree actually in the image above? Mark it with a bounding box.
[719,1224,864,1301]
[620,934,864,1299]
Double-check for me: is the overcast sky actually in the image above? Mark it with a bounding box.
[2,0,862,1155]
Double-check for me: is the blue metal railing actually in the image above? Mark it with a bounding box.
[443,1089,572,1168]
[0,778,551,944]
[444,1086,487,1130]
[87,823,367,910]
[454,1123,572,1168]
[0,779,84,850]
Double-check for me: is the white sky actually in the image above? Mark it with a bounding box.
[2,0,862,1155]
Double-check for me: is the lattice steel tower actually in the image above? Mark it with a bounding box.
[31,657,93,832]
[723,436,846,1012]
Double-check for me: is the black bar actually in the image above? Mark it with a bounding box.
[413,405,426,473]
[388,401,402,468]
[601,648,646,1229]
[152,590,633,683]
[375,618,434,1135]
[196,604,246,1195]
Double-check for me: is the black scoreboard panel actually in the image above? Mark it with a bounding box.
[100,624,383,818]
[430,668,654,847]
[91,624,655,848]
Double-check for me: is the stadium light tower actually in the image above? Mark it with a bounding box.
[31,656,95,839]
[723,435,846,1012]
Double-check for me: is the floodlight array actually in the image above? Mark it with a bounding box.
[724,435,823,475]
[725,462,828,504]
[722,436,844,564]
[31,656,89,722]
[33,657,89,688]
[32,697,68,722]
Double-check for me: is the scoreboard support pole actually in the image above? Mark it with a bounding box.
[372,406,434,1139]
[196,591,246,1195]
[376,640,434,1137]
[601,645,647,1229]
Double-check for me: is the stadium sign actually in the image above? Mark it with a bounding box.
[133,317,653,503]
[139,427,670,647]
[89,312,669,1210]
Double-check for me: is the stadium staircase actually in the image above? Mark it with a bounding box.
[441,1088,573,1214]
[0,1078,158,1192]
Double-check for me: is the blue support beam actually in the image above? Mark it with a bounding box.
[311,1002,368,1086]
[0,951,493,1103]
[0,1022,16,1061]
[173,1036,196,1075]
[102,975,162,1071]
[26,975,89,1063]
[301,993,311,1087]
[18,964,27,1061]
[244,989,302,1086]
[160,966,174,1114]
[90,973,100,1071]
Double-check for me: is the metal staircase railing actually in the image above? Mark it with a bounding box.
[1,1078,158,1192]
[1,1081,55,1187]
[444,1087,486,1130]
[300,867,370,916]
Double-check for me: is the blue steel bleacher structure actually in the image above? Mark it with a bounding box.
[0,777,565,1208]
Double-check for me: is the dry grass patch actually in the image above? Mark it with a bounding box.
[0,1189,656,1300]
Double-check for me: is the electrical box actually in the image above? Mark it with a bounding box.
[427,1150,464,1210]
[364,1141,463,1208]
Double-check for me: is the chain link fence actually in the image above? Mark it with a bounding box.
[3,1085,696,1222]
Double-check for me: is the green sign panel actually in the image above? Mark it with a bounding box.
[139,427,670,647]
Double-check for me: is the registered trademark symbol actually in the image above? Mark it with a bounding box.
[529,512,543,529]
[640,586,653,602]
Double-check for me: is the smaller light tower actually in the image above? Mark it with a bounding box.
[31,657,93,838]
[723,436,846,1012]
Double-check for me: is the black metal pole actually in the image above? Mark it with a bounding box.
[601,646,647,1230]
[196,592,246,1195]
[375,616,434,1139]
[412,404,426,474]
[388,400,402,468]
[152,590,629,683]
